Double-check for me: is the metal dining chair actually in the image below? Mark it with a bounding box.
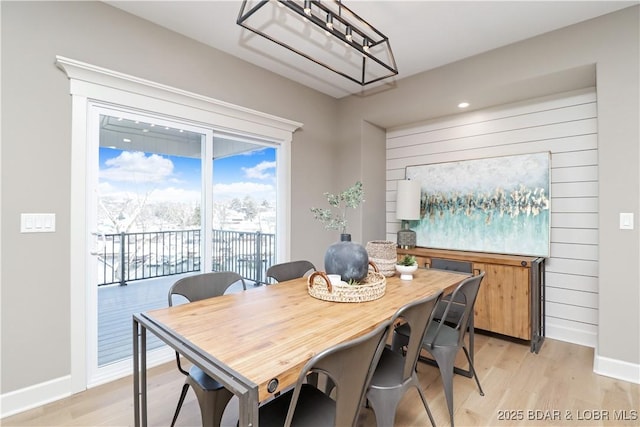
[429,258,478,378]
[257,319,392,427]
[366,290,443,427]
[167,271,246,427]
[265,260,316,283]
[392,272,486,427]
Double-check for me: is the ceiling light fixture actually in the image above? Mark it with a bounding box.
[237,0,398,86]
[458,102,470,109]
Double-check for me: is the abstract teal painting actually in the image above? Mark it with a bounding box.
[406,152,550,257]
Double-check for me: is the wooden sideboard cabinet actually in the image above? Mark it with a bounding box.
[397,247,545,352]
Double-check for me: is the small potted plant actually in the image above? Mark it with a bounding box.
[396,254,418,280]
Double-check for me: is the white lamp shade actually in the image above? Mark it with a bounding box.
[396,180,421,220]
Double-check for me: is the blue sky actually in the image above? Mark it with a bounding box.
[99,146,276,204]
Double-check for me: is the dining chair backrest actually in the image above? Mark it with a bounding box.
[266,260,316,283]
[430,258,473,274]
[284,319,392,427]
[429,272,484,348]
[392,290,443,379]
[367,291,443,427]
[166,271,244,427]
[168,271,246,306]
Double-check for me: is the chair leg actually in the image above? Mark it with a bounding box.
[191,383,234,427]
[413,376,436,427]
[366,388,402,427]
[170,383,191,427]
[462,346,484,396]
[428,348,457,427]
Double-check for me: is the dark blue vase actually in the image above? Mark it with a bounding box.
[324,234,369,283]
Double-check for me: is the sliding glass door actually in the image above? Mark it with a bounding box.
[86,105,279,385]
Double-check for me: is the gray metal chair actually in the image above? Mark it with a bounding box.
[425,258,479,378]
[168,271,246,427]
[366,290,443,427]
[265,260,316,284]
[257,319,392,427]
[393,273,485,427]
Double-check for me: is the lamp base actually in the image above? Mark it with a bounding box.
[397,229,416,249]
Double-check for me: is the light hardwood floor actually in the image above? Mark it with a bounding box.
[3,336,638,426]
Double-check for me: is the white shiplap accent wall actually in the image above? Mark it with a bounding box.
[386,88,598,347]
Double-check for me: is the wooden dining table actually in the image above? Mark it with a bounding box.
[133,267,468,427]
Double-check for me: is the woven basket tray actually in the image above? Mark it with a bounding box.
[307,270,386,303]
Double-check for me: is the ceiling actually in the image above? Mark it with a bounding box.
[106,1,637,99]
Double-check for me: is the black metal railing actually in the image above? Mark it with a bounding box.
[97,229,275,286]
[212,229,275,285]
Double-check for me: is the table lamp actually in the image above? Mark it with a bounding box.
[396,179,421,249]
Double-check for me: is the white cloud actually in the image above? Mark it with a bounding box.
[242,161,276,180]
[98,181,117,194]
[99,185,200,203]
[147,187,201,203]
[213,182,275,201]
[101,151,174,183]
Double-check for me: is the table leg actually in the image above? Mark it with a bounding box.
[237,388,259,427]
[468,313,475,366]
[133,318,140,427]
[133,317,148,427]
[141,327,147,426]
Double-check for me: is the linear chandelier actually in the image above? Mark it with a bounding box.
[237,0,398,86]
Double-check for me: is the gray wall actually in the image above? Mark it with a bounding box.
[338,6,639,370]
[1,0,638,404]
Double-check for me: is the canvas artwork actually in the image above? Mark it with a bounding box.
[405,152,550,257]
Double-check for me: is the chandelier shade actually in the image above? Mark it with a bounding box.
[237,0,398,86]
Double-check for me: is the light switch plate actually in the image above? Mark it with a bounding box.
[619,213,634,230]
[21,213,56,233]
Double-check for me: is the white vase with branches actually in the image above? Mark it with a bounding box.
[310,181,369,282]
[310,181,364,240]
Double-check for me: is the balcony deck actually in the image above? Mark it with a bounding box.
[98,273,251,366]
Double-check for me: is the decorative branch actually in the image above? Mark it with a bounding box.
[310,181,365,234]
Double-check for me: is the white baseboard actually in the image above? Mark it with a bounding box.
[594,353,640,384]
[546,320,640,384]
[546,321,597,348]
[1,375,72,419]
[1,347,174,419]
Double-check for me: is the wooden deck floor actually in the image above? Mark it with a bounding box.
[98,273,249,366]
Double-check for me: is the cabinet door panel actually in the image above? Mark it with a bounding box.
[415,255,431,269]
[473,263,531,339]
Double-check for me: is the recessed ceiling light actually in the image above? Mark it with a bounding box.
[123,138,131,143]
[458,102,470,109]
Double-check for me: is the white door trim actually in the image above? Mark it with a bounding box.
[57,56,301,393]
